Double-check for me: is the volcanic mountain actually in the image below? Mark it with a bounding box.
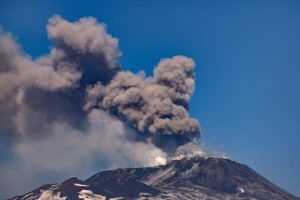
[8,156,299,200]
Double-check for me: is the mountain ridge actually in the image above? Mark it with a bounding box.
[8,156,299,200]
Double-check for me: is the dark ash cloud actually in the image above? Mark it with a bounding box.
[0,15,202,199]
[47,15,121,84]
[0,15,121,137]
[85,56,200,151]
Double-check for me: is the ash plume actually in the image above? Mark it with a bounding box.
[85,56,200,151]
[0,15,120,136]
[0,15,201,199]
[47,15,121,84]
[0,29,81,136]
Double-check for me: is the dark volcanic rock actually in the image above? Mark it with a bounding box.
[8,157,299,200]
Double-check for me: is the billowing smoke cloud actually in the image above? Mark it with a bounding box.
[47,15,121,84]
[0,15,120,137]
[85,56,200,151]
[0,15,200,199]
[0,29,81,136]
[0,109,166,197]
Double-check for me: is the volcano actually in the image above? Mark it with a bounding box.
[8,156,299,200]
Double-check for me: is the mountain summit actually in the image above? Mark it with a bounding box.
[8,157,299,200]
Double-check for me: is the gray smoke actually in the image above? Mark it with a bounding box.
[0,29,81,136]
[47,15,121,84]
[0,15,120,137]
[0,15,201,199]
[85,56,200,151]
[0,108,166,198]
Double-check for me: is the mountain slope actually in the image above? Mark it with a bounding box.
[8,157,299,200]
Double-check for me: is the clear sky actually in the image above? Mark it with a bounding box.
[0,0,299,196]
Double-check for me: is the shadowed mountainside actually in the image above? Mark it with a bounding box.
[8,156,299,200]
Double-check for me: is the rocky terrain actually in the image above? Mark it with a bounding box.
[8,156,299,200]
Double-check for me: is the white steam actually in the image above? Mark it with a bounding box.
[0,109,166,197]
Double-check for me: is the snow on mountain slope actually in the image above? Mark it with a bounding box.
[7,156,299,200]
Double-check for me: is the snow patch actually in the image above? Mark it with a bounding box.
[139,192,152,196]
[237,187,245,194]
[144,166,176,185]
[78,189,106,200]
[37,190,66,200]
[18,192,40,200]
[74,183,89,187]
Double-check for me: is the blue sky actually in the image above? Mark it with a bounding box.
[0,0,299,196]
